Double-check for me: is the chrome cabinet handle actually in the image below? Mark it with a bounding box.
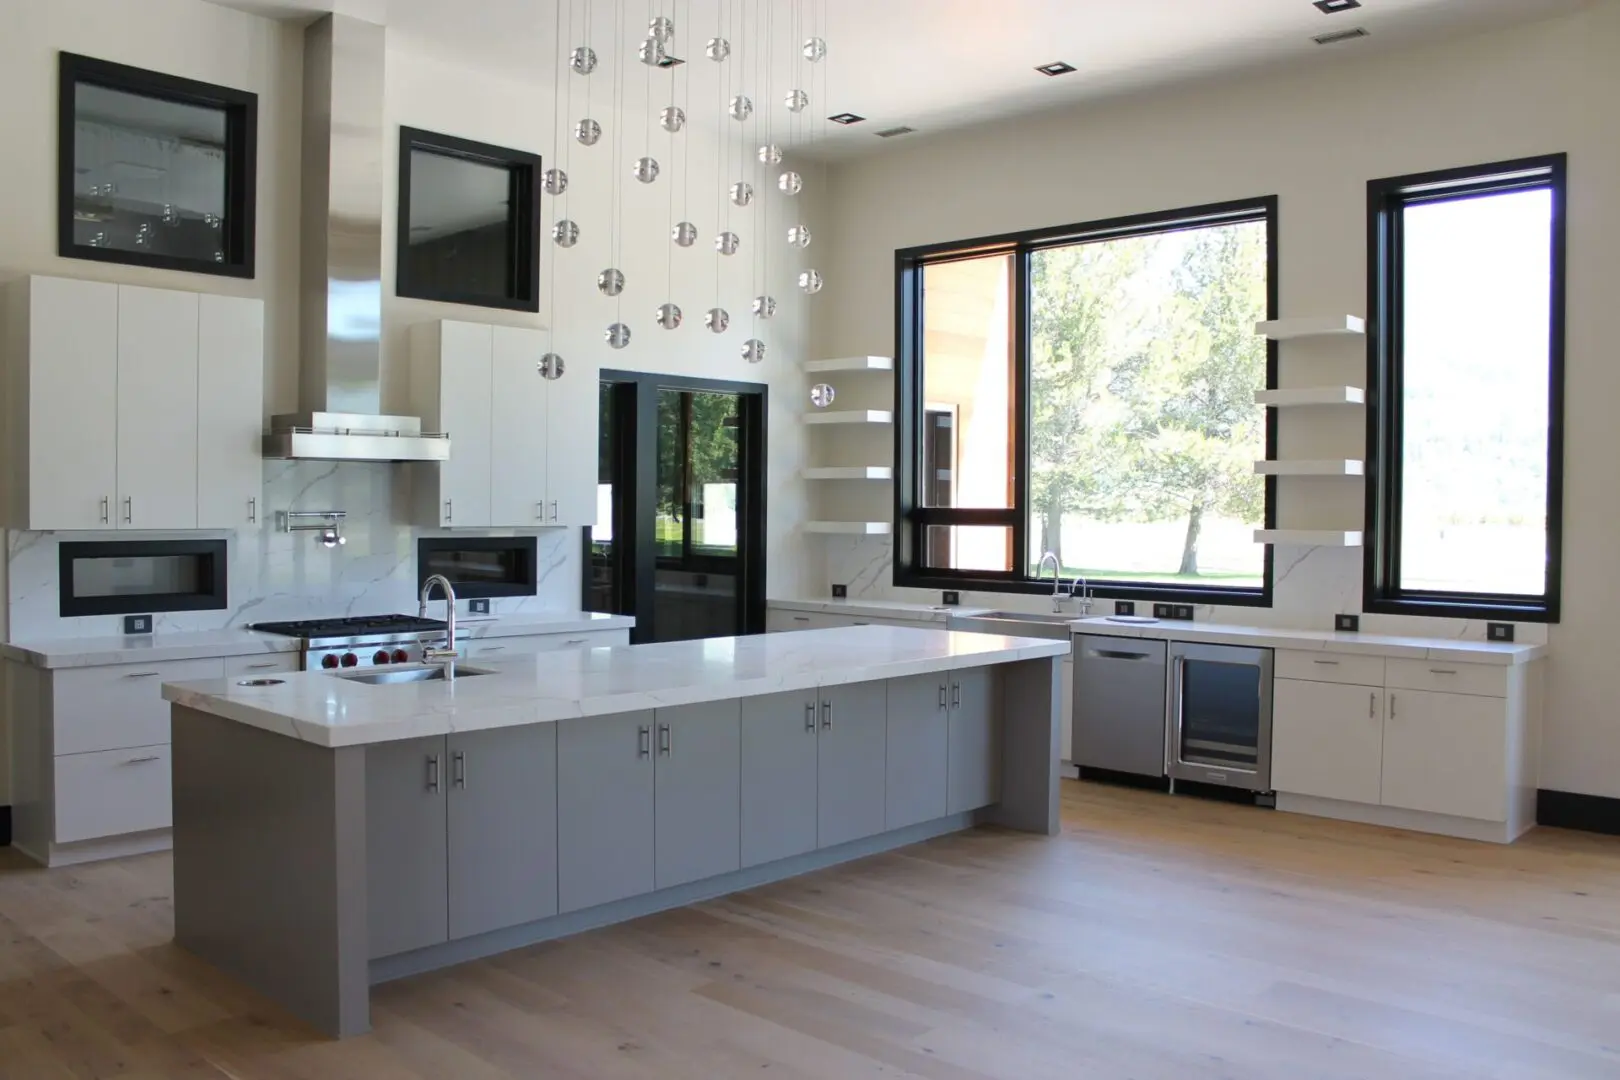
[821,700,832,730]
[122,755,161,765]
[792,616,810,622]
[122,671,161,679]
[427,753,441,793]
[248,496,257,524]
[536,501,544,520]
[452,750,465,789]
[246,662,279,670]
[805,701,817,731]
[445,499,452,523]
[952,682,961,708]
[476,645,505,653]
[1389,693,1397,720]
[1369,692,1376,719]
[100,496,109,524]
[565,638,587,645]
[123,496,133,524]
[938,684,948,710]
[1428,668,1458,675]
[658,723,672,756]
[1312,659,1340,666]
[637,724,651,758]
[550,500,558,521]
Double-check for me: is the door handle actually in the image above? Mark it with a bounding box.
[1312,659,1340,666]
[246,662,279,670]
[1369,692,1376,719]
[122,671,162,679]
[123,496,133,524]
[565,638,587,645]
[938,683,948,710]
[536,501,544,520]
[637,724,652,758]
[452,750,466,788]
[445,499,452,523]
[100,496,109,524]
[248,496,257,524]
[821,700,832,730]
[658,722,672,756]
[121,755,161,765]
[805,701,817,731]
[1428,668,1458,676]
[1389,693,1397,720]
[952,682,961,708]
[427,753,441,793]
[550,500,558,521]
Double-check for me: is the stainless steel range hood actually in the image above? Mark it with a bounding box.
[264,14,449,463]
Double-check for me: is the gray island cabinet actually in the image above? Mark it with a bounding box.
[162,626,1068,1038]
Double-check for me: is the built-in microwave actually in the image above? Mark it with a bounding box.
[416,536,538,599]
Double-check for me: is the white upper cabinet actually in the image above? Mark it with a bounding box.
[412,321,494,528]
[196,294,265,528]
[545,352,599,527]
[117,286,199,529]
[3,277,264,533]
[491,326,549,527]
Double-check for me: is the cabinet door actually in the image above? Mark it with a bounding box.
[739,692,819,868]
[948,668,1001,814]
[1382,689,1507,821]
[437,321,493,528]
[366,736,448,959]
[1060,658,1075,766]
[884,675,949,829]
[447,725,558,940]
[489,326,549,527]
[116,285,199,528]
[816,680,888,848]
[26,277,118,530]
[654,701,742,889]
[544,354,599,526]
[1271,678,1383,804]
[196,295,264,528]
[557,711,655,912]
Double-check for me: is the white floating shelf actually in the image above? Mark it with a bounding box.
[803,466,894,480]
[805,520,893,535]
[1254,459,1365,477]
[1255,316,1366,340]
[805,409,892,425]
[1254,387,1365,407]
[1253,529,1364,547]
[804,355,893,373]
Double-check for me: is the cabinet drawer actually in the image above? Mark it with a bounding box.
[1385,658,1506,698]
[464,630,624,661]
[222,653,300,677]
[766,609,827,632]
[54,744,172,843]
[1274,650,1384,687]
[53,657,224,754]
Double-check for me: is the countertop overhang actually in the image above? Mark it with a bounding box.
[1068,617,1545,665]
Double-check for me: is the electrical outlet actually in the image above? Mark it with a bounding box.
[1114,600,1135,616]
[1335,613,1360,632]
[123,614,153,635]
[469,598,491,615]
[1172,604,1195,621]
[831,583,848,599]
[1152,603,1175,619]
[1487,622,1515,642]
[941,590,961,606]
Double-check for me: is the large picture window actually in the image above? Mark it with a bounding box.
[895,199,1277,604]
[1365,155,1565,621]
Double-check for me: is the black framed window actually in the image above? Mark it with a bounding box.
[59,540,227,617]
[396,127,541,312]
[59,53,258,278]
[1365,155,1565,622]
[895,198,1277,605]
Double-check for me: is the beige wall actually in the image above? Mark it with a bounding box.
[814,3,1620,799]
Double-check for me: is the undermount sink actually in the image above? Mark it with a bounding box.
[949,610,1080,640]
[981,610,1085,625]
[335,664,494,685]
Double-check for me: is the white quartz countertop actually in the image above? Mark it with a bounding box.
[768,597,993,622]
[163,625,1069,748]
[2,611,635,670]
[1069,616,1545,665]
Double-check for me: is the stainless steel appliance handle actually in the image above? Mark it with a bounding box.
[1089,648,1153,661]
[452,750,465,788]
[1167,656,1186,772]
[427,753,441,793]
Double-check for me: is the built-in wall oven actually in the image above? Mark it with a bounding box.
[1166,641,1273,793]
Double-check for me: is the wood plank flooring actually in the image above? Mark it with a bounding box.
[3,780,1619,1079]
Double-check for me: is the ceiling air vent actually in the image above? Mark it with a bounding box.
[1313,26,1369,45]
[875,125,916,139]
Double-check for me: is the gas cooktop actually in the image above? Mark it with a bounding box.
[251,615,448,640]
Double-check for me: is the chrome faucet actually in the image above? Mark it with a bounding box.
[1069,572,1093,617]
[419,574,458,674]
[1037,551,1064,612]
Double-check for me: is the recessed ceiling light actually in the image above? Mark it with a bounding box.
[1313,0,1361,11]
[1035,61,1076,77]
[875,125,916,139]
[829,112,865,125]
[655,55,684,68]
[1313,25,1369,44]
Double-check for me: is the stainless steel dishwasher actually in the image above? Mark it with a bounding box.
[1073,635,1168,779]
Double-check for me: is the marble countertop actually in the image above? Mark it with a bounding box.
[2,611,636,670]
[162,625,1070,749]
[1069,617,1545,665]
[768,597,993,622]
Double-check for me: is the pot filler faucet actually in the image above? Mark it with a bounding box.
[419,574,458,672]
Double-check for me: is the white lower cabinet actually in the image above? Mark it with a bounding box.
[1271,678,1384,806]
[1380,688,1507,822]
[54,744,172,844]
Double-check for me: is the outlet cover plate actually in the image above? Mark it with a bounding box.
[1172,604,1195,621]
[469,598,491,615]
[941,590,961,606]
[1335,613,1360,632]
[1487,622,1515,642]
[1114,600,1135,616]
[123,614,153,635]
[831,584,848,599]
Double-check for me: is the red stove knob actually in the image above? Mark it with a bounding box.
[321,654,340,669]
[373,650,391,665]
[391,648,410,664]
[340,652,359,668]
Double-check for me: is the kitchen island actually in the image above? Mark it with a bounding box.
[161,625,1069,1038]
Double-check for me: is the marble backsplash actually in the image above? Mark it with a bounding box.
[4,460,583,641]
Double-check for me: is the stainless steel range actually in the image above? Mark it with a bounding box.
[251,615,450,671]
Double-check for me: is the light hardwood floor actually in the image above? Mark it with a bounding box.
[3,780,1619,1079]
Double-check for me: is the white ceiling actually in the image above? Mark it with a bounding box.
[212,0,1592,158]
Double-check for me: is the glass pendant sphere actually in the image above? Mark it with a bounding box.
[705,37,731,61]
[742,338,766,364]
[597,268,625,296]
[705,307,730,333]
[757,144,783,165]
[660,105,686,133]
[633,156,660,183]
[656,302,683,330]
[752,294,777,319]
[649,14,674,41]
[803,36,827,62]
[605,322,631,349]
[543,168,568,195]
[810,383,836,408]
[552,219,580,247]
[570,46,598,74]
[728,95,753,121]
[785,88,810,113]
[715,231,740,255]
[574,118,602,146]
[638,37,666,66]
[538,353,565,380]
[672,221,698,247]
[787,223,811,248]
[777,171,804,195]
[798,269,824,294]
[729,181,754,207]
